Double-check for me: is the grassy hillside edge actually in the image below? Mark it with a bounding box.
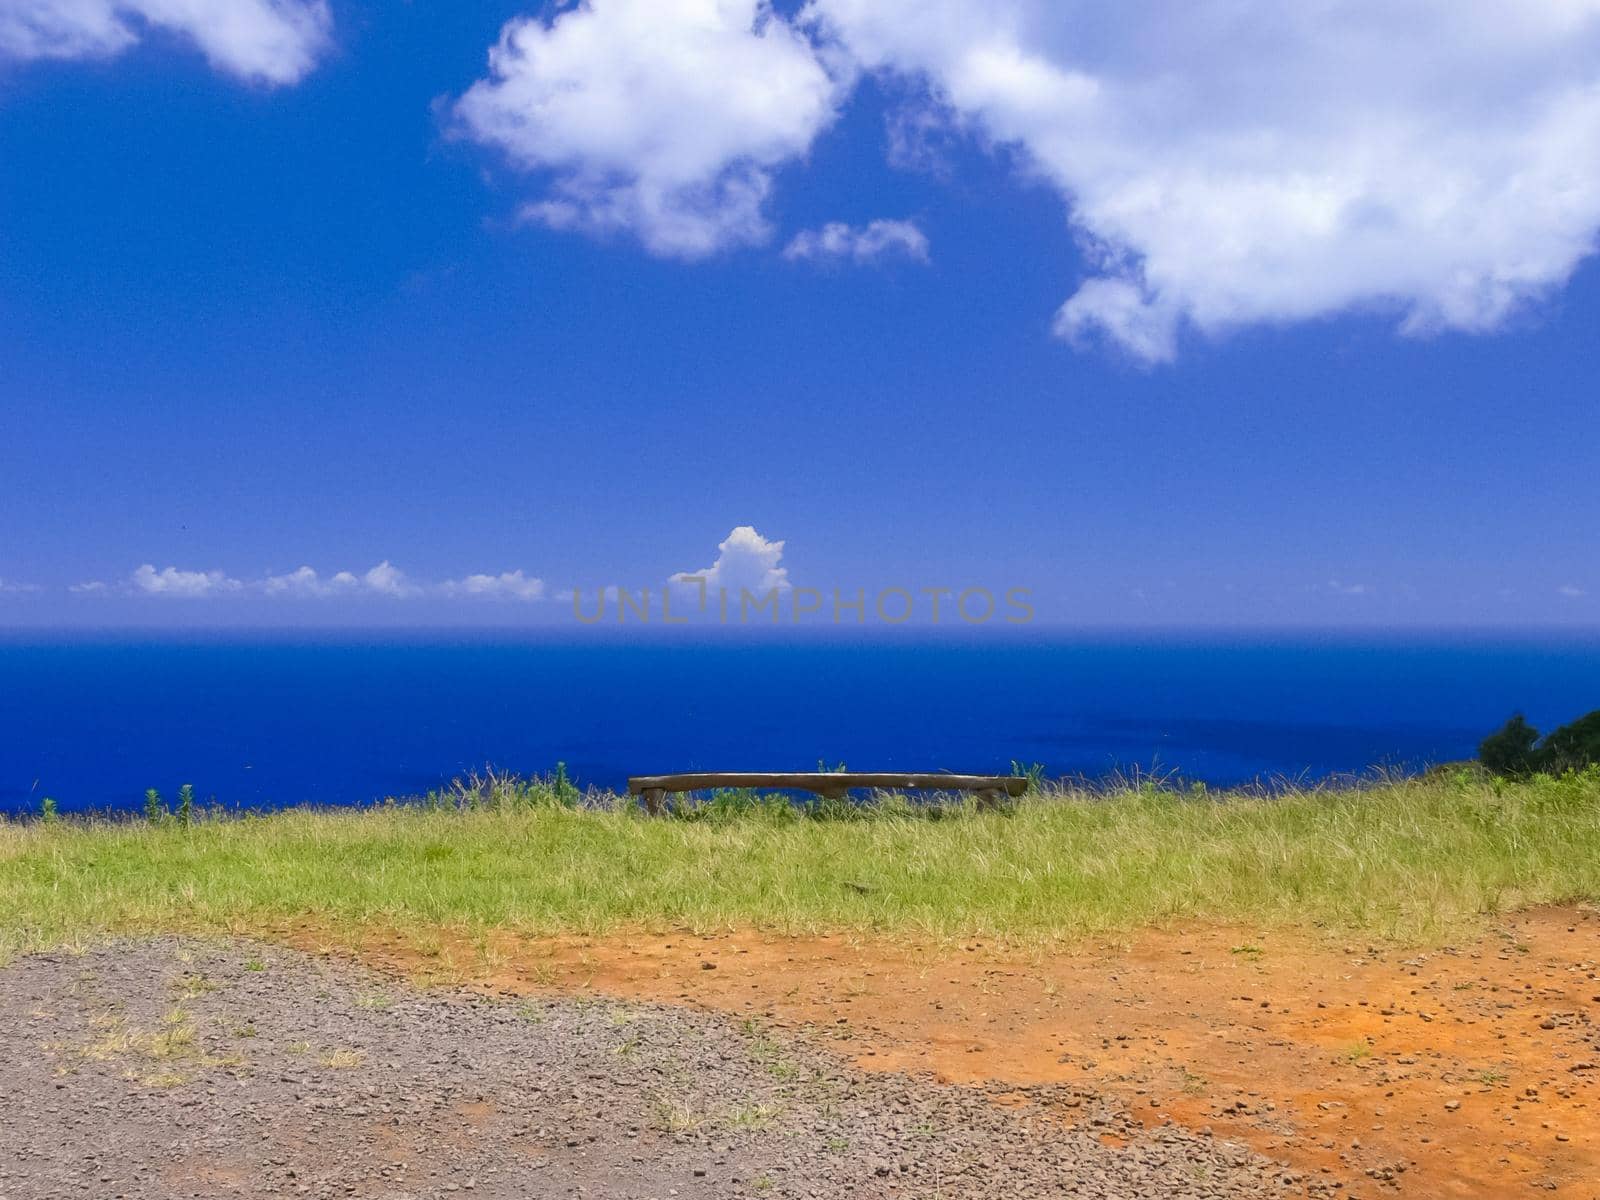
[3,769,1598,961]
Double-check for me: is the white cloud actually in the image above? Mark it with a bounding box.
[479,1,1600,358]
[0,0,333,84]
[263,565,359,597]
[131,564,244,598]
[358,560,418,598]
[441,570,547,601]
[783,217,929,264]
[269,562,418,599]
[671,525,790,597]
[1558,584,1587,598]
[0,577,40,594]
[69,580,108,594]
[1325,579,1371,597]
[102,562,551,601]
[806,0,1600,360]
[452,0,843,258]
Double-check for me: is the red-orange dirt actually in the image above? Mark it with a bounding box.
[285,907,1599,1200]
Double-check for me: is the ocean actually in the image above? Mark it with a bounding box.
[1,631,1595,813]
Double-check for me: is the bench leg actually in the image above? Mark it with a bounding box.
[975,788,1005,812]
[641,788,666,816]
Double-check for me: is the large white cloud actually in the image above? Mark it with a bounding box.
[452,0,843,258]
[0,0,332,85]
[807,0,1600,360]
[456,0,1600,358]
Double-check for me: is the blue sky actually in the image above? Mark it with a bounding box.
[1,0,1597,629]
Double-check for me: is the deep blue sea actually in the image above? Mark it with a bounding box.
[2,631,1596,813]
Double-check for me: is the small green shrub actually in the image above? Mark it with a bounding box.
[552,761,581,806]
[426,766,589,813]
[1011,761,1046,791]
[688,788,791,822]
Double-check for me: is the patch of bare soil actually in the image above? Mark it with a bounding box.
[0,939,1296,1199]
[308,906,1600,1200]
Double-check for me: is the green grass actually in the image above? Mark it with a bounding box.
[2,767,1597,962]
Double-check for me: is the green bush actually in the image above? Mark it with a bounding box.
[1480,709,1600,776]
[1479,713,1543,776]
[1541,710,1600,773]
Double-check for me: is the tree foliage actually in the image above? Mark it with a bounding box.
[1540,710,1600,772]
[1479,709,1600,776]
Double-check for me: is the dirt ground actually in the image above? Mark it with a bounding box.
[299,905,1600,1200]
[2,940,1295,1200]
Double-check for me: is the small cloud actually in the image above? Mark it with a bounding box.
[0,0,333,85]
[441,570,547,601]
[1305,579,1369,598]
[1558,584,1587,598]
[263,566,359,597]
[359,561,419,598]
[671,526,791,598]
[131,565,244,598]
[1054,279,1178,366]
[885,102,961,176]
[0,577,40,594]
[783,219,929,265]
[69,580,107,594]
[1323,579,1371,597]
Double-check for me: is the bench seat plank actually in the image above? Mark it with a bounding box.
[627,772,1026,797]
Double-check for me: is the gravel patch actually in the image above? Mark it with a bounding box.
[0,940,1307,1198]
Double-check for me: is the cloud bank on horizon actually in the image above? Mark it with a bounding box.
[80,561,538,601]
[47,529,792,606]
[0,0,332,84]
[454,0,1600,361]
[57,529,789,604]
[5,524,1591,611]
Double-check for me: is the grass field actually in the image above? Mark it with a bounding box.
[3,768,1598,962]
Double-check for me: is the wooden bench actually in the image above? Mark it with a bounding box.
[626,772,1027,815]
